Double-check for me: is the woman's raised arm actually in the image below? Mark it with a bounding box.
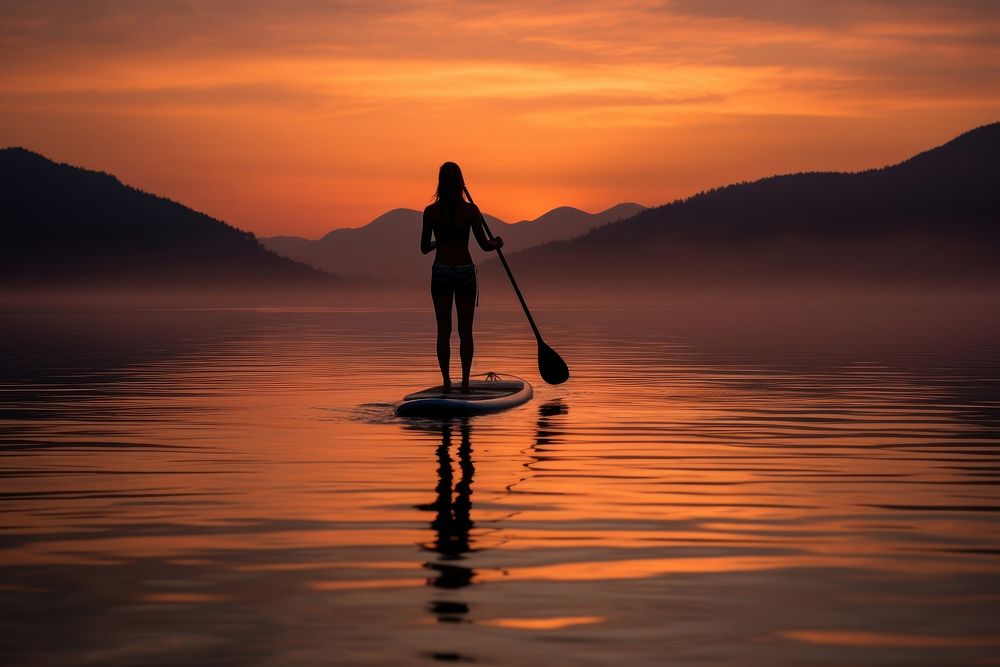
[471,205,502,252]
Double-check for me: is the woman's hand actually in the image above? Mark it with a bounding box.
[491,236,504,251]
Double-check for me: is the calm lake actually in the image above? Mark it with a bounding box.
[2,296,999,666]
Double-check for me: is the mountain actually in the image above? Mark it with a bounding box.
[0,148,337,288]
[483,122,1000,290]
[261,203,645,280]
[500,203,646,251]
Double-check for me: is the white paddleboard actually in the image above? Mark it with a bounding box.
[395,373,532,417]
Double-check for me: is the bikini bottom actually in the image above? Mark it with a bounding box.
[431,264,477,303]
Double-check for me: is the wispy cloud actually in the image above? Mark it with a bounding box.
[1,1,997,235]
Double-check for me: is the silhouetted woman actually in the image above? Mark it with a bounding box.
[421,162,502,393]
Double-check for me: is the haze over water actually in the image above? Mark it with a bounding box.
[2,296,999,666]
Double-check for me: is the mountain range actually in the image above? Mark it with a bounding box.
[480,122,1000,291]
[2,121,996,296]
[0,147,335,288]
[261,203,646,280]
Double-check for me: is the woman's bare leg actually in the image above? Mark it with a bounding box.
[455,290,476,391]
[432,290,453,389]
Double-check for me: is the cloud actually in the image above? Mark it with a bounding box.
[1,1,997,234]
[0,0,1000,153]
[0,81,343,114]
[3,2,996,129]
[665,0,1000,27]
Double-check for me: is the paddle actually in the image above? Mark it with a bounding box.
[463,185,570,385]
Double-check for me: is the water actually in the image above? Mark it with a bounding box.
[2,300,999,666]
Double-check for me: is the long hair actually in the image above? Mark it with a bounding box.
[435,162,466,205]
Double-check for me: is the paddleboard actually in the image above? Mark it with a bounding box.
[395,373,532,417]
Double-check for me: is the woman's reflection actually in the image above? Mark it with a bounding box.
[415,419,475,623]
[414,402,569,627]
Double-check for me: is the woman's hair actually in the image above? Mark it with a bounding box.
[435,162,466,204]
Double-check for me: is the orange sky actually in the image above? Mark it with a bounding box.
[1,1,998,238]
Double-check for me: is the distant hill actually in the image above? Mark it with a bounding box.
[0,148,337,288]
[262,203,645,280]
[483,122,1000,290]
[498,203,646,249]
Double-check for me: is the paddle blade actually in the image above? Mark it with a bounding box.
[538,340,570,385]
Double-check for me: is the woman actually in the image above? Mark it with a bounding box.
[421,162,503,393]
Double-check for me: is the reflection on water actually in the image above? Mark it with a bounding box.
[418,420,475,618]
[417,401,571,641]
[1,301,999,666]
[416,420,476,663]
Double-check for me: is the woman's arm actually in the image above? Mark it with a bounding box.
[420,208,436,255]
[470,205,503,252]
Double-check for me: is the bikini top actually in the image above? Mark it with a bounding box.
[434,201,471,244]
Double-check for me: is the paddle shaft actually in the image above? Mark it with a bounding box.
[463,186,543,342]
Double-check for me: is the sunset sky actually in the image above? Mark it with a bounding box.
[1,1,998,238]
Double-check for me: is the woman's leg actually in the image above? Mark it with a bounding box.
[455,289,476,391]
[432,289,453,388]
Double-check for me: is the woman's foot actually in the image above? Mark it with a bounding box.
[460,377,470,393]
[442,379,452,393]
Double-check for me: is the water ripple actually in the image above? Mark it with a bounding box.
[1,304,998,666]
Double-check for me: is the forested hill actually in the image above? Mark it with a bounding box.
[0,148,338,288]
[484,122,999,289]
